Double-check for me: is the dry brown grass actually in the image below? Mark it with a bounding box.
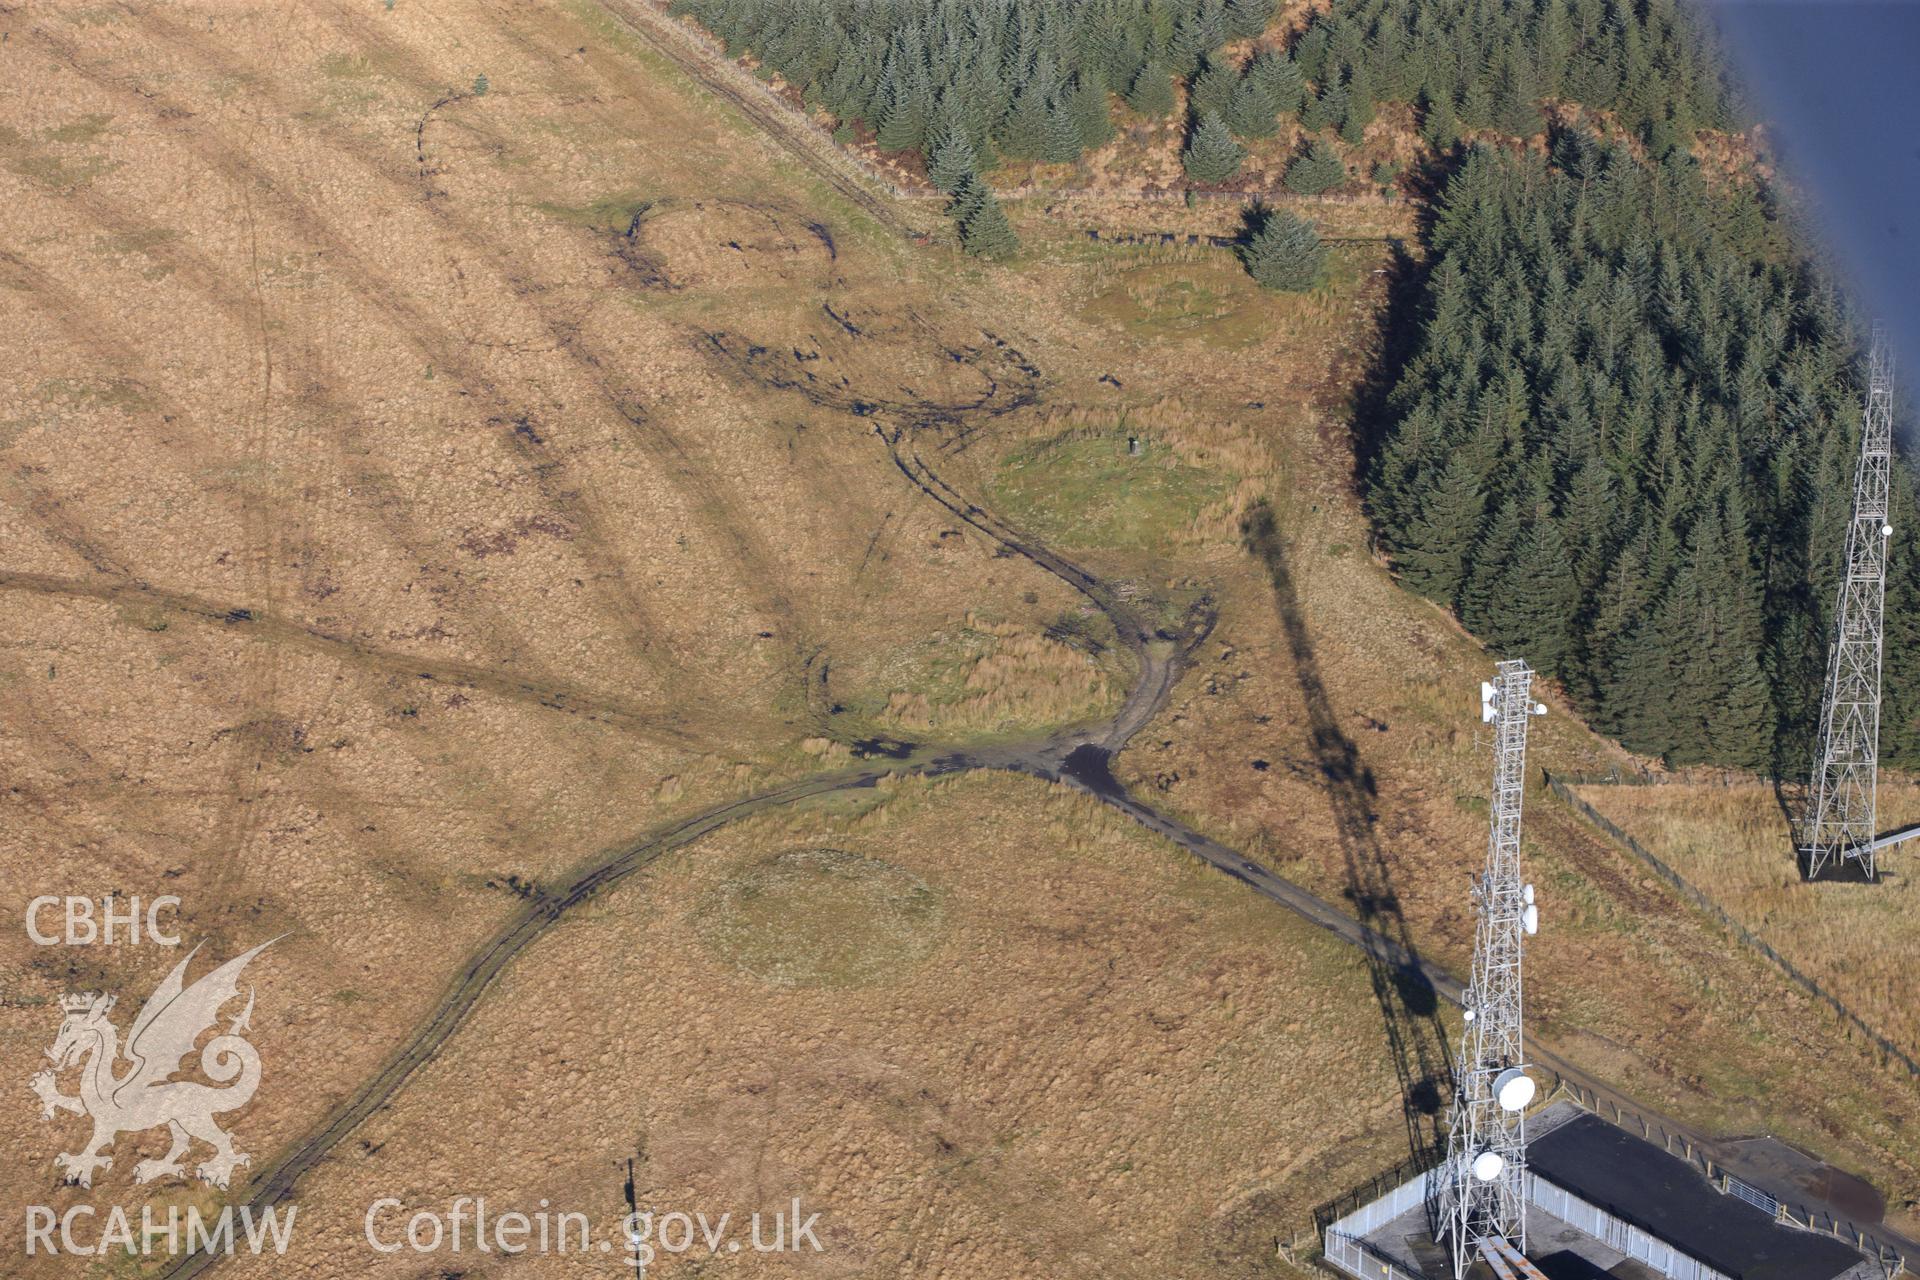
[3,3,1919,1277]
[199,771,1415,1280]
[0,1,1103,1265]
[1573,778,1920,1068]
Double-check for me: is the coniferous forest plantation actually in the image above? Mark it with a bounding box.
[670,0,1920,774]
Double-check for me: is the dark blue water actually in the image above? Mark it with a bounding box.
[1709,1,1920,391]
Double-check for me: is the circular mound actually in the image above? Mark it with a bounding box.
[636,199,834,290]
[694,847,943,988]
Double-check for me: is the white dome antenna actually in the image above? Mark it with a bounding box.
[1493,1068,1536,1112]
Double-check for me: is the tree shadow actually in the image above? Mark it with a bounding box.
[1243,500,1453,1163]
[1342,140,1472,503]
[1342,236,1429,501]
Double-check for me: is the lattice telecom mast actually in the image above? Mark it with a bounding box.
[1804,328,1896,881]
[1439,659,1544,1280]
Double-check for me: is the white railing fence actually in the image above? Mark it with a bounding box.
[1323,1230,1425,1280]
[1724,1176,1778,1216]
[1320,1167,1735,1280]
[1528,1176,1733,1280]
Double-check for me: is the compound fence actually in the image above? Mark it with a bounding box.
[1541,769,1919,1081]
[1320,1165,1736,1280]
[1313,1083,1909,1280]
[1321,1229,1427,1280]
[1528,1176,1732,1280]
[1724,1176,1779,1217]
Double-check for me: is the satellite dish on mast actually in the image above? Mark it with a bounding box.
[1494,1067,1536,1112]
[1481,680,1499,723]
[1522,903,1539,935]
[1472,1150,1506,1181]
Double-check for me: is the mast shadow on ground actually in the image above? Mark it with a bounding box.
[1243,501,1454,1164]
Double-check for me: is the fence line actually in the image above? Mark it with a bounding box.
[1547,765,1755,788]
[1316,1163,1738,1280]
[649,6,1410,216]
[1318,1167,1435,1280]
[1081,228,1400,252]
[1541,769,1920,1080]
[1528,1176,1732,1280]
[1312,1149,1442,1235]
[1322,1230,1424,1280]
[1305,1082,1904,1280]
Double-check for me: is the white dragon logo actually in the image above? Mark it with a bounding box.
[29,939,277,1190]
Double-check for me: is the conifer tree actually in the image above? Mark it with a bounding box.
[1189,62,1238,122]
[1343,63,1377,139]
[1491,49,1544,138]
[1294,24,1330,84]
[1042,97,1084,165]
[952,176,1018,258]
[1459,498,1524,636]
[1608,586,1690,757]
[1000,81,1052,161]
[1393,454,1486,601]
[1126,59,1177,117]
[1068,72,1116,149]
[1580,534,1654,712]
[1499,520,1579,676]
[1284,139,1345,195]
[1303,79,1347,133]
[876,64,932,153]
[927,123,979,193]
[1420,91,1460,150]
[1182,111,1246,185]
[1248,51,1303,116]
[1224,0,1275,41]
[1225,73,1280,137]
[1169,0,1227,74]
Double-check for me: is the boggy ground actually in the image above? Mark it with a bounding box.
[1,3,1917,1278]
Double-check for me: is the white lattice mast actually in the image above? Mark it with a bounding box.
[1439,659,1544,1280]
[1804,328,1895,881]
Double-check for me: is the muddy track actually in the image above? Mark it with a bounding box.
[146,377,1918,1277]
[38,15,1894,1272]
[145,403,1212,1280]
[591,0,921,242]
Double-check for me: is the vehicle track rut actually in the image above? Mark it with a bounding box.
[147,395,1919,1278]
[27,9,1896,1271]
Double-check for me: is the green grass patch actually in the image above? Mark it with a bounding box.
[987,430,1225,553]
[43,113,114,145]
[532,188,656,231]
[694,847,944,988]
[36,377,155,416]
[1082,258,1269,345]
